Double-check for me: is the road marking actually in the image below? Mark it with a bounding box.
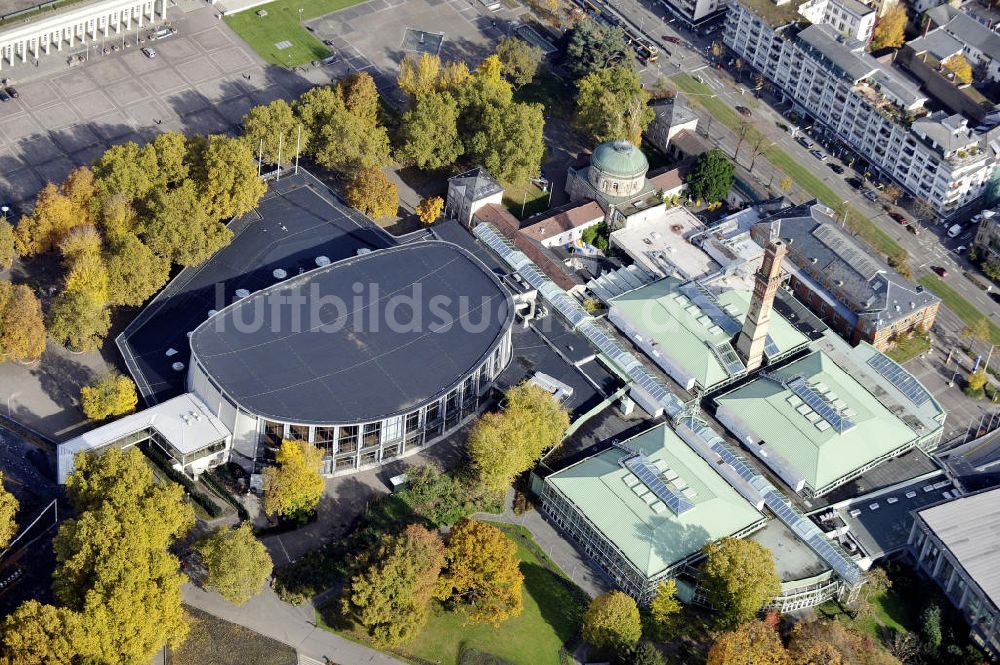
[691,64,707,73]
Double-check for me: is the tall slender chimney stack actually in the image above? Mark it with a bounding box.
[736,236,787,372]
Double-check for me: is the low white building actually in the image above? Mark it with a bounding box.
[798,0,876,42]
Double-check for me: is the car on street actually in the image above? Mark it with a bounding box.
[736,105,752,117]
[955,245,967,254]
[809,149,827,161]
[991,292,1000,305]
[947,224,963,238]
[4,87,17,99]
[907,224,919,235]
[796,136,813,149]
[889,212,908,224]
[931,266,948,278]
[863,190,879,202]
[664,35,682,44]
[828,163,844,174]
[847,176,864,189]
[141,47,156,58]
[0,89,10,102]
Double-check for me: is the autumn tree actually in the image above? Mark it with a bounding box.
[143,179,234,266]
[0,218,15,271]
[296,84,392,177]
[398,52,443,97]
[882,184,903,205]
[778,175,793,194]
[263,439,325,521]
[14,176,91,256]
[149,131,190,190]
[80,371,138,421]
[46,288,110,353]
[196,522,273,605]
[647,579,682,640]
[343,524,446,647]
[417,196,444,224]
[0,281,46,363]
[707,620,789,665]
[435,519,524,626]
[468,381,569,492]
[0,473,17,549]
[582,591,642,652]
[92,142,158,205]
[188,135,267,220]
[943,53,973,84]
[344,168,399,220]
[467,100,546,184]
[871,4,907,50]
[701,537,781,629]
[787,620,902,665]
[54,447,194,664]
[565,20,633,78]
[575,65,653,144]
[686,149,736,203]
[0,600,88,665]
[495,36,543,88]
[396,91,464,169]
[103,233,171,306]
[962,317,991,346]
[241,98,309,165]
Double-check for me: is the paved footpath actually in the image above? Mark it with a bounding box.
[183,584,406,665]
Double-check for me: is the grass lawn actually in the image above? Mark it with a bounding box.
[224,0,365,66]
[886,330,931,364]
[503,181,551,220]
[172,606,297,665]
[919,275,1000,345]
[670,73,904,260]
[517,71,577,119]
[320,523,585,665]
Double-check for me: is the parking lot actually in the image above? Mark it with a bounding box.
[0,5,333,206]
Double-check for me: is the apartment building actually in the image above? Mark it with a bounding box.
[724,0,1000,215]
[797,0,875,42]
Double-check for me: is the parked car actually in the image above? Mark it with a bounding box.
[809,149,827,161]
[847,177,864,189]
[141,47,156,58]
[828,163,844,174]
[736,105,752,117]
[889,212,908,224]
[991,292,1000,305]
[796,136,813,149]
[0,89,10,102]
[907,224,919,235]
[863,190,879,202]
[955,245,967,254]
[4,87,17,99]
[947,224,963,238]
[931,266,948,278]
[664,35,682,44]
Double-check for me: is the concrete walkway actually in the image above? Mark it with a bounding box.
[183,583,405,665]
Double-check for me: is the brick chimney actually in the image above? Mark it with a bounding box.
[736,237,787,371]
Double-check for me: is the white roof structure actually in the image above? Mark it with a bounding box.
[57,392,230,482]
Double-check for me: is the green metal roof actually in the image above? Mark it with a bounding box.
[715,351,919,493]
[610,278,811,390]
[591,140,650,179]
[545,424,766,577]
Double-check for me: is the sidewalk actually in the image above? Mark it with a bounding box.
[183,583,406,665]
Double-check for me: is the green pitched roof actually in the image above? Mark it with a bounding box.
[545,424,766,577]
[715,351,918,493]
[610,278,811,390]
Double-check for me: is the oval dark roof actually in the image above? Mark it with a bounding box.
[190,242,514,424]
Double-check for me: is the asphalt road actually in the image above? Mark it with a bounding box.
[603,0,1000,341]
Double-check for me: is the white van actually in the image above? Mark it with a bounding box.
[947,224,963,238]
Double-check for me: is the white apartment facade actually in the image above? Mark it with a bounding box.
[0,0,168,71]
[797,0,875,42]
[724,2,1000,215]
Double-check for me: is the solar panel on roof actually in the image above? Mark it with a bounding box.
[678,281,742,336]
[712,342,746,376]
[866,353,932,407]
[619,453,695,515]
[787,376,855,433]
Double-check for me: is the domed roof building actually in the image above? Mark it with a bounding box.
[567,139,672,224]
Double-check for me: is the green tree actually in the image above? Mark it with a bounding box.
[468,382,569,492]
[0,281,46,363]
[0,472,17,549]
[80,371,138,421]
[565,20,633,78]
[647,579,681,640]
[263,439,325,521]
[344,168,399,220]
[339,72,383,125]
[417,196,444,224]
[104,233,171,306]
[920,603,943,651]
[241,98,308,166]
[343,524,446,647]
[629,642,666,665]
[92,142,157,204]
[701,537,781,629]
[495,36,543,88]
[297,85,392,178]
[55,447,194,664]
[582,591,642,652]
[196,522,273,605]
[0,218,15,271]
[0,600,87,665]
[575,66,653,145]
[149,131,190,189]
[189,135,267,220]
[685,149,736,203]
[397,91,464,169]
[435,519,524,626]
[47,288,110,353]
[707,620,789,665]
[468,101,546,185]
[143,179,234,267]
[98,193,139,241]
[871,4,907,50]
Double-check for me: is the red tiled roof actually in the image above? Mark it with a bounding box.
[519,201,605,243]
[648,167,685,192]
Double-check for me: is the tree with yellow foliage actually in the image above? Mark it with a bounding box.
[0,218,16,271]
[944,53,972,84]
[344,167,399,220]
[701,537,781,629]
[417,196,444,224]
[80,371,138,421]
[0,280,46,364]
[435,519,524,626]
[263,440,325,522]
[0,472,17,549]
[870,4,907,51]
[398,53,442,98]
[647,579,682,640]
[196,522,273,605]
[707,621,790,665]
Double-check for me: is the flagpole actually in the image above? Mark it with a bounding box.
[276,134,283,181]
[295,125,301,175]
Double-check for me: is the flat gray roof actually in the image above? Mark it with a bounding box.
[190,242,513,424]
[918,487,1000,609]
